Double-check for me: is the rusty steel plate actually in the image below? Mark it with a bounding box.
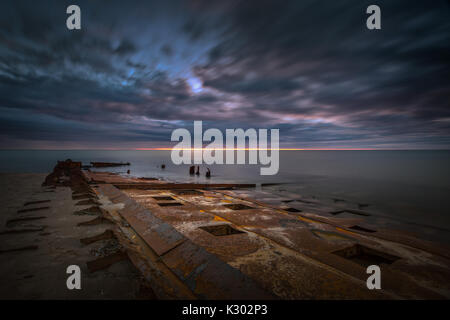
[161,240,274,299]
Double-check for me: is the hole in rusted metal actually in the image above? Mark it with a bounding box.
[223,203,254,210]
[333,244,399,266]
[312,230,352,241]
[349,225,376,233]
[172,190,203,195]
[157,202,183,207]
[200,224,244,236]
[330,209,370,217]
[284,207,302,213]
[152,196,175,201]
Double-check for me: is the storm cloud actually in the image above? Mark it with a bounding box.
[0,0,449,149]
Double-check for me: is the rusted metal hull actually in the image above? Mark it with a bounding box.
[97,184,274,299]
[35,163,450,299]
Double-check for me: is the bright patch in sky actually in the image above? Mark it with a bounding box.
[187,77,203,93]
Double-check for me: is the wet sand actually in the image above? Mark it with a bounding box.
[0,173,46,227]
[0,173,146,299]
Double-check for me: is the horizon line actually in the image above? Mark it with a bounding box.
[1,147,449,151]
[136,147,375,151]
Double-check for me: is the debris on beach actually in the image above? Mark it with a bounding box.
[86,238,128,273]
[89,238,123,258]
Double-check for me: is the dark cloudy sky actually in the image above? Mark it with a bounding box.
[0,0,449,149]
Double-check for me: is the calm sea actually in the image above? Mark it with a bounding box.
[1,150,449,243]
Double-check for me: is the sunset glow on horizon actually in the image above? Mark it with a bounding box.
[134,147,377,151]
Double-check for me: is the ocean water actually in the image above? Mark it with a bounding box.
[1,150,449,242]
